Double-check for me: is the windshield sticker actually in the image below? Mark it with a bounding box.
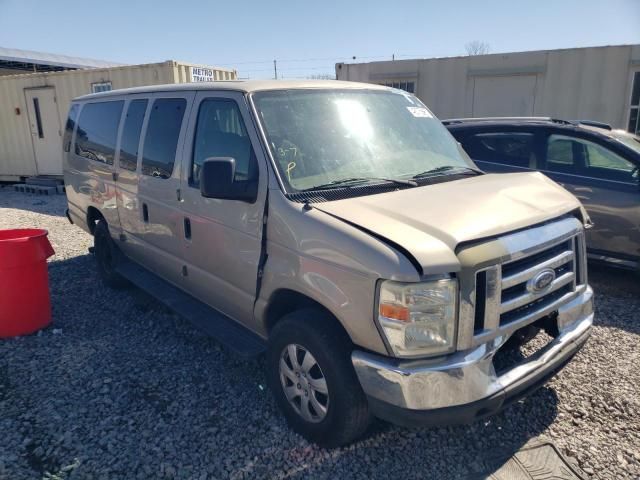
[407,107,433,118]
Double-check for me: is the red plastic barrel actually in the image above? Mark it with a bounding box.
[0,229,55,338]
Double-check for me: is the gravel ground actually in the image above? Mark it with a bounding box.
[0,186,638,480]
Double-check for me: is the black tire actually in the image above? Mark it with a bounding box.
[93,220,128,289]
[267,308,371,447]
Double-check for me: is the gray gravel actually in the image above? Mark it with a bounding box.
[0,185,638,480]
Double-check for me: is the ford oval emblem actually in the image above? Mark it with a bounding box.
[527,268,556,294]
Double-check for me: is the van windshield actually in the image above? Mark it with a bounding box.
[252,89,474,192]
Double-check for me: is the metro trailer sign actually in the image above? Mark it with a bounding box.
[190,67,216,82]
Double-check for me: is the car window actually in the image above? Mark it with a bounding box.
[463,132,534,168]
[119,99,148,172]
[141,98,186,179]
[585,142,633,171]
[546,134,636,182]
[63,104,79,153]
[583,140,635,182]
[75,101,124,165]
[191,98,255,186]
[546,136,575,167]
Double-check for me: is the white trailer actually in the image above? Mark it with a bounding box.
[336,44,640,135]
[0,61,237,181]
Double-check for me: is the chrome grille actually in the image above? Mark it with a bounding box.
[457,216,588,350]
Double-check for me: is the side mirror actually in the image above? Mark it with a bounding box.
[200,157,257,202]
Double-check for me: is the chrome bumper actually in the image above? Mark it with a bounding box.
[352,286,593,425]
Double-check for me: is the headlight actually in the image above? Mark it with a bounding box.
[377,278,457,357]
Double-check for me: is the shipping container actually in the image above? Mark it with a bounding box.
[336,44,640,135]
[0,60,237,180]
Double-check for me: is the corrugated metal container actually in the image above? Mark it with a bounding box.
[0,61,237,180]
[336,44,640,132]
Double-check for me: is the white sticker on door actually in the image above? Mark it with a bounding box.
[407,107,433,118]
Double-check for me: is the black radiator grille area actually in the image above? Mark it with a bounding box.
[500,284,573,326]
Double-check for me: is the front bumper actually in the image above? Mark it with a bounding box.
[352,286,593,427]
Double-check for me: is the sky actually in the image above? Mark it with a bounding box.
[1,0,639,79]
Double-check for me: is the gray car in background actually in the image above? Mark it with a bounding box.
[446,118,640,270]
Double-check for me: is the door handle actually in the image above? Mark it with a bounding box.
[184,217,192,240]
[142,203,149,223]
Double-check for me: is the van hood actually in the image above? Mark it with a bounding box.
[313,172,584,274]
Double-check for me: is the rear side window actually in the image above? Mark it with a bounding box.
[63,104,79,152]
[463,132,535,168]
[75,101,124,165]
[119,99,148,172]
[141,98,186,179]
[191,98,255,186]
[546,136,575,168]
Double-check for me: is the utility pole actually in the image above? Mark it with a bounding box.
[273,59,278,80]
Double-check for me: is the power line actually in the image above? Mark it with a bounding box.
[213,53,405,67]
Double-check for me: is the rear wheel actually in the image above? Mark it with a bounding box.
[93,220,128,289]
[267,309,371,447]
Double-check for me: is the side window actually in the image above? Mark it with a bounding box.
[546,135,576,169]
[464,132,534,168]
[74,101,124,165]
[119,99,148,172]
[63,104,79,152]
[546,134,636,182]
[583,140,635,182]
[191,98,255,186]
[141,98,187,179]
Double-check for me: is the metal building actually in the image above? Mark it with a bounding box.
[336,44,640,135]
[0,51,236,181]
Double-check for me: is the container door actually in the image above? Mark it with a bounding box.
[178,91,268,327]
[472,75,537,117]
[24,88,63,175]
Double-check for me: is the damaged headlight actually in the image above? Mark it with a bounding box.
[377,278,457,357]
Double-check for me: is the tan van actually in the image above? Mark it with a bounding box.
[64,81,593,447]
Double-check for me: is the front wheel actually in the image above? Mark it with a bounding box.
[266,309,371,447]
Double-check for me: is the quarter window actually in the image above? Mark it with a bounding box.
[191,99,255,186]
[75,101,124,165]
[141,98,186,179]
[119,99,148,172]
[464,132,535,168]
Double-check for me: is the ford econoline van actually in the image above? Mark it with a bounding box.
[64,81,593,447]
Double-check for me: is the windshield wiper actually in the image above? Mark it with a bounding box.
[301,176,417,192]
[411,165,484,179]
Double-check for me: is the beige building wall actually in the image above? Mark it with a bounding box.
[336,44,640,131]
[0,61,237,180]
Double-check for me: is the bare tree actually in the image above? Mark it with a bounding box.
[465,41,491,56]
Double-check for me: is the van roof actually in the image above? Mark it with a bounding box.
[74,79,389,101]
